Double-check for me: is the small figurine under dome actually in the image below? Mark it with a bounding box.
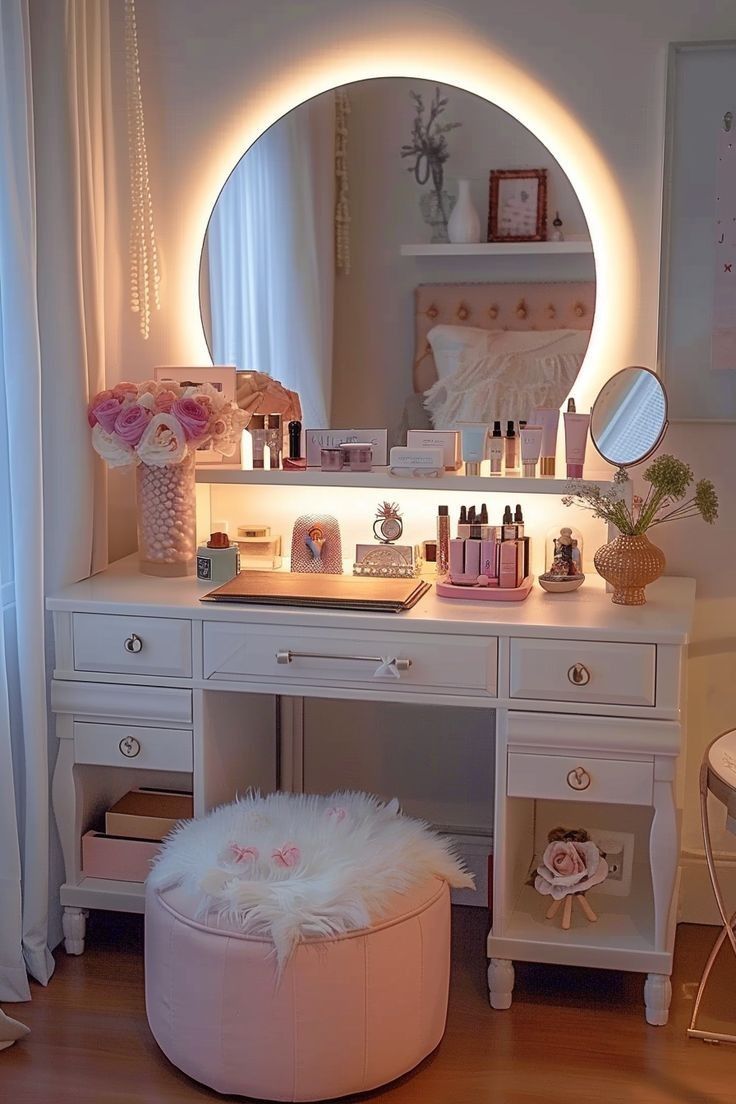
[539,526,585,592]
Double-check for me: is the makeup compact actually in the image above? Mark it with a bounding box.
[339,442,374,471]
[320,448,345,471]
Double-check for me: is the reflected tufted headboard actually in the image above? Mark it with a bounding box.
[413,281,596,394]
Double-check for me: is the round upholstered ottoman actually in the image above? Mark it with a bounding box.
[145,792,472,1101]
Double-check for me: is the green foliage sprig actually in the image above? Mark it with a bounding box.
[562,455,718,536]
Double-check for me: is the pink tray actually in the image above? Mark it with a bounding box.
[436,575,534,602]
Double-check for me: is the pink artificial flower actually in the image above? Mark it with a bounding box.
[138,379,160,396]
[114,403,152,446]
[272,843,300,868]
[136,413,188,466]
[172,397,210,441]
[326,806,347,823]
[193,394,214,414]
[87,389,114,427]
[91,396,124,433]
[228,842,259,864]
[153,388,179,413]
[112,381,139,401]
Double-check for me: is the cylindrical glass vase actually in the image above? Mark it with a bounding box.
[136,453,196,576]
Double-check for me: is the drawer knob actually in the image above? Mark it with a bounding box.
[567,663,591,686]
[118,736,141,759]
[566,766,591,791]
[123,633,143,655]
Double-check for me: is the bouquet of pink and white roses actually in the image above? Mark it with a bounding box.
[88,379,249,467]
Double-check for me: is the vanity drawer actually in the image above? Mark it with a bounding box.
[73,722,193,772]
[507,751,653,806]
[203,623,497,696]
[509,638,656,707]
[73,614,192,678]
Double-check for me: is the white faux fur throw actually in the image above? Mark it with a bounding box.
[149,791,474,968]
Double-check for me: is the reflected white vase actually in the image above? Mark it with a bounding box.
[447,179,481,244]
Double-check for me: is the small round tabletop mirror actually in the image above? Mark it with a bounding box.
[590,366,668,469]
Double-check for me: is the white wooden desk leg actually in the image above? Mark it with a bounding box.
[644,973,672,1026]
[62,907,88,955]
[488,958,515,1010]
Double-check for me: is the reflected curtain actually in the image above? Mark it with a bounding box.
[0,0,54,1001]
[207,94,335,428]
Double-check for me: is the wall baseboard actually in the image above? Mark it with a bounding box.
[679,856,735,925]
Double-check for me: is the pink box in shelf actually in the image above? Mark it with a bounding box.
[81,830,162,883]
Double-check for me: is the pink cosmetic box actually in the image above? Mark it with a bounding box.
[82,830,162,882]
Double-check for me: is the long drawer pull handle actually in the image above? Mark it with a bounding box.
[118,736,141,758]
[567,663,590,686]
[276,649,412,672]
[123,633,143,654]
[566,766,591,791]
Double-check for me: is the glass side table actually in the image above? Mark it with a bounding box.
[688,729,736,1044]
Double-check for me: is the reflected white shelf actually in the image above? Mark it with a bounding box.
[400,241,594,257]
[196,464,613,494]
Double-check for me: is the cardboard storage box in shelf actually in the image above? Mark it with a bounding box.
[105,788,193,840]
[82,830,162,882]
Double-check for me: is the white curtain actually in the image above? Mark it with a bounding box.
[207,95,335,428]
[0,0,54,1002]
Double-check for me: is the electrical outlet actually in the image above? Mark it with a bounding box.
[587,828,635,897]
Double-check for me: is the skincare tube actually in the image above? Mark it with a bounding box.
[460,425,487,476]
[464,528,481,576]
[480,536,499,580]
[498,541,519,589]
[449,539,465,576]
[532,407,560,477]
[564,401,590,479]
[488,421,504,475]
[520,424,543,477]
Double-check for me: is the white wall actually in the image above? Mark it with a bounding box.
[37,0,736,912]
[332,77,592,427]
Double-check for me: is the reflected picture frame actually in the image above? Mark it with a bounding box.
[488,168,548,243]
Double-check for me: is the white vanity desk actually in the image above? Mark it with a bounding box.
[49,556,695,1025]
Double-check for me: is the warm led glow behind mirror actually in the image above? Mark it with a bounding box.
[198,77,595,440]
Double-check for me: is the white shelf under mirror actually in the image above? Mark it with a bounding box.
[196,465,615,495]
[400,241,594,257]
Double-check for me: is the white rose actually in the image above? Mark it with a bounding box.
[137,392,156,410]
[191,380,228,413]
[136,413,188,467]
[92,424,136,468]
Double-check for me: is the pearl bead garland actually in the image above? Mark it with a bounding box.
[125,0,160,340]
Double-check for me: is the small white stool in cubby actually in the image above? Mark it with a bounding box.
[144,791,473,1101]
[688,730,736,1044]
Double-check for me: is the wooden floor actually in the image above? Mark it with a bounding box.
[3,909,736,1104]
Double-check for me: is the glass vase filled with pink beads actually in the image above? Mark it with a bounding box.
[135,452,197,576]
[88,377,248,577]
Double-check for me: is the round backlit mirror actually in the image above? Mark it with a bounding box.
[590,366,668,469]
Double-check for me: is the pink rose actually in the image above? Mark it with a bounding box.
[138,379,159,395]
[91,395,123,433]
[112,381,138,401]
[114,403,152,446]
[87,389,114,427]
[534,840,608,901]
[153,388,179,413]
[172,397,210,441]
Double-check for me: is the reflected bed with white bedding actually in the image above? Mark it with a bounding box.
[398,281,595,438]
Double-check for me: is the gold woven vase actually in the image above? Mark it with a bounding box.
[593,534,665,606]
